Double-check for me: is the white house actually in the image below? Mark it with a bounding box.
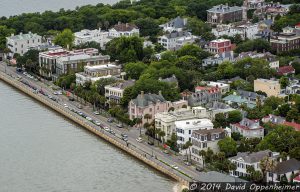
[108,22,139,38]
[230,118,264,139]
[104,79,135,105]
[212,23,259,40]
[158,31,198,50]
[229,150,279,178]
[155,107,208,141]
[206,81,230,95]
[159,16,188,32]
[191,128,227,165]
[74,28,110,48]
[75,64,122,85]
[6,32,42,56]
[266,158,300,183]
[175,118,213,148]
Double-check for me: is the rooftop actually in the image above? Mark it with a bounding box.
[193,128,224,135]
[112,23,138,32]
[85,64,120,71]
[175,118,213,129]
[273,158,300,174]
[255,78,279,85]
[7,32,41,40]
[283,121,300,131]
[207,4,243,13]
[277,65,295,75]
[230,150,277,163]
[131,92,166,107]
[106,79,135,90]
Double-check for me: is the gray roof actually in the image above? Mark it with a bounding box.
[198,171,247,182]
[110,79,135,89]
[206,101,231,110]
[165,16,186,29]
[273,159,300,174]
[237,90,266,101]
[230,150,272,163]
[207,4,243,13]
[8,32,41,40]
[131,93,166,107]
[164,31,191,39]
[159,74,178,84]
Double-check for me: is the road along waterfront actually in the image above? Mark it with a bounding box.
[0,81,180,192]
[0,65,192,188]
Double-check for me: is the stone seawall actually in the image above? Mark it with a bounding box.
[0,72,190,187]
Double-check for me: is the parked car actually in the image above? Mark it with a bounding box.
[77,104,82,109]
[86,117,92,121]
[104,127,110,132]
[116,124,123,128]
[110,130,116,135]
[171,165,179,169]
[94,121,101,126]
[136,137,143,143]
[121,133,128,138]
[147,141,154,146]
[122,137,128,142]
[93,111,100,115]
[107,118,113,123]
[163,150,169,154]
[69,97,75,101]
[195,166,204,172]
[184,161,191,166]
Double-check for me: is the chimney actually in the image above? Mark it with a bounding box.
[141,91,144,98]
[287,156,290,160]
[158,90,162,96]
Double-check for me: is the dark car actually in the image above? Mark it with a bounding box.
[107,118,113,123]
[147,141,154,146]
[121,133,128,138]
[195,166,204,172]
[69,97,75,101]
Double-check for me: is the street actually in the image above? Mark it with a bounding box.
[0,61,203,182]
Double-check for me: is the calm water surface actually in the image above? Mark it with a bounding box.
[0,81,176,192]
[0,0,119,17]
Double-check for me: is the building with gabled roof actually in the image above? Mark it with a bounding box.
[159,16,188,32]
[229,150,279,178]
[230,118,264,138]
[277,65,295,76]
[128,91,187,124]
[108,22,139,38]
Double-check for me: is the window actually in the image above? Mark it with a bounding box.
[189,130,191,134]
[203,143,207,148]
[215,134,219,139]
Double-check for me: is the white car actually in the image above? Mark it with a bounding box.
[63,104,68,108]
[104,127,110,132]
[171,165,179,169]
[136,137,143,143]
[86,117,92,121]
[95,121,101,126]
[93,111,100,115]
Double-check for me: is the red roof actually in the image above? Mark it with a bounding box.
[195,86,220,93]
[294,175,300,181]
[284,121,300,131]
[277,65,295,75]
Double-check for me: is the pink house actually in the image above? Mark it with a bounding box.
[129,91,188,125]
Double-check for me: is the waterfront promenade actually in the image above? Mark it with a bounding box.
[0,62,200,187]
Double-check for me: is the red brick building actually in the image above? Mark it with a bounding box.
[270,26,300,53]
[207,39,234,54]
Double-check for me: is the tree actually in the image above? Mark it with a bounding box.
[54,29,74,49]
[166,133,178,152]
[246,166,263,182]
[182,141,193,162]
[279,76,289,88]
[0,25,15,51]
[105,36,144,63]
[257,125,300,156]
[235,39,271,54]
[264,96,284,110]
[227,110,243,124]
[134,17,160,37]
[176,44,211,60]
[124,62,148,80]
[260,156,277,182]
[213,113,227,128]
[218,137,237,157]
[186,17,211,37]
[277,103,291,117]
[286,107,300,123]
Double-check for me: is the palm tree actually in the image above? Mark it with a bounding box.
[158,130,166,143]
[144,113,152,123]
[135,118,142,136]
[260,157,278,182]
[182,141,193,162]
[199,150,207,168]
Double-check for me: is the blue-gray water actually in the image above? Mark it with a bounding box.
[0,0,119,17]
[0,81,176,192]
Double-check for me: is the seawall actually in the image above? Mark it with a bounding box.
[0,71,190,187]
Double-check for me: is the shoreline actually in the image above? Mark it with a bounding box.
[0,70,190,188]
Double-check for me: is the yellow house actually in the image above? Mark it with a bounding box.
[254,78,281,97]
